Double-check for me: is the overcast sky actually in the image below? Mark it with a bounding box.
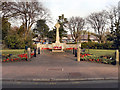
[9,0,120,32]
[41,0,119,26]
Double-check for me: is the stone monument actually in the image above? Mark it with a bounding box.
[55,23,60,43]
[52,23,65,52]
[37,22,77,52]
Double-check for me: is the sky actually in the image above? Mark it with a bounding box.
[8,0,120,32]
[41,0,120,26]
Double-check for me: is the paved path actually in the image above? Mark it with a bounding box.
[2,50,118,81]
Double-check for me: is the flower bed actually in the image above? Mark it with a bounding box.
[66,48,73,50]
[2,53,34,62]
[80,53,115,65]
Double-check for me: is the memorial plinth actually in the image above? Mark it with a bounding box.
[52,23,65,52]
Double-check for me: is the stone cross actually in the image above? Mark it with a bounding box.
[55,23,60,43]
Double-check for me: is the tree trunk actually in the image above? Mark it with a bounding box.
[75,39,77,43]
[24,25,32,40]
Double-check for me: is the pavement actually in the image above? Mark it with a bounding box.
[2,50,118,82]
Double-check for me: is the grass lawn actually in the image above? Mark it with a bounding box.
[1,49,25,55]
[1,49,116,57]
[85,49,115,57]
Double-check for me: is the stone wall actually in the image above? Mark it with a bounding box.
[37,43,77,50]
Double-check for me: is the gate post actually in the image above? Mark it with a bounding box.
[27,48,31,61]
[77,43,81,62]
[75,48,77,57]
[116,49,119,66]
[73,48,75,54]
[38,47,40,54]
[34,48,36,57]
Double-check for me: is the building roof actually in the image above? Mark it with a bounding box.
[81,35,98,40]
[62,34,98,40]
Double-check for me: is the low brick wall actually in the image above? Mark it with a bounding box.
[37,43,77,50]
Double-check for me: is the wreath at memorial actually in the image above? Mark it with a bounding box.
[53,46,62,50]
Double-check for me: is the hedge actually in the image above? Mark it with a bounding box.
[81,42,116,49]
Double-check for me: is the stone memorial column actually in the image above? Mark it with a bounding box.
[55,23,60,43]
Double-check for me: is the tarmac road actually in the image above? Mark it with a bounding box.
[2,80,118,88]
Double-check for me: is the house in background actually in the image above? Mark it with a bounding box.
[32,37,49,44]
[33,34,98,44]
[32,37,40,44]
[62,34,98,43]
[81,35,98,42]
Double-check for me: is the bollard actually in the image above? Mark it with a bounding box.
[77,43,81,62]
[77,47,80,62]
[31,49,32,53]
[38,47,40,54]
[27,48,31,61]
[25,45,28,53]
[73,48,75,54]
[34,48,36,57]
[116,49,119,66]
[75,48,77,57]
[25,46,28,50]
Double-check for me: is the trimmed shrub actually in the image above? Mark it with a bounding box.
[81,42,115,49]
[4,34,34,49]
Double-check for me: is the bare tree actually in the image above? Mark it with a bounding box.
[67,16,85,43]
[86,10,108,43]
[107,6,120,48]
[107,6,119,30]
[2,1,51,40]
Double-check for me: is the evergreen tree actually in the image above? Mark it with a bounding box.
[47,28,56,43]
[34,19,49,40]
[57,14,68,42]
[2,17,11,40]
[111,22,120,49]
